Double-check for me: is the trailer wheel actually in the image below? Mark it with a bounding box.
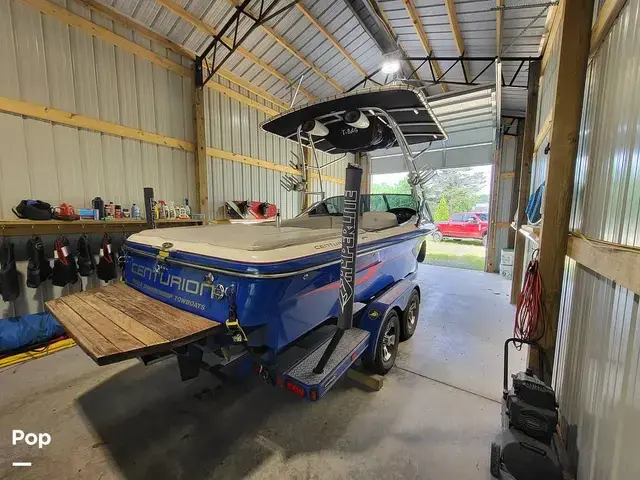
[400,290,420,341]
[368,310,400,375]
[490,442,501,478]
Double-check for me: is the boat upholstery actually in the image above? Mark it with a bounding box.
[360,212,399,231]
[282,211,399,232]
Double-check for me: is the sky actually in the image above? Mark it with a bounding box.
[372,165,492,194]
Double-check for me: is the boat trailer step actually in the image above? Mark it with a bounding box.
[282,327,370,400]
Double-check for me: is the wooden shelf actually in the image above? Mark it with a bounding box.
[0,218,204,237]
[519,224,541,245]
[511,222,541,245]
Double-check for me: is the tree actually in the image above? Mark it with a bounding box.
[433,197,450,221]
[372,167,489,215]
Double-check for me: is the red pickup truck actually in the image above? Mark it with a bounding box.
[433,212,489,246]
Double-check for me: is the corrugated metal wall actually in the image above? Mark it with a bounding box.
[204,76,349,220]
[0,0,196,318]
[493,134,517,270]
[0,0,196,218]
[552,0,640,477]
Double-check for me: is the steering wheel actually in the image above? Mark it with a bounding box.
[388,207,416,224]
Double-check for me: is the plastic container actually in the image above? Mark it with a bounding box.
[501,248,515,266]
[500,263,513,280]
[131,203,141,219]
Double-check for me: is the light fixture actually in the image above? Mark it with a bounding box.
[381,58,400,75]
[344,110,370,129]
[301,119,329,137]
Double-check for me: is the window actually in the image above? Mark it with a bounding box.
[462,213,474,222]
[451,213,464,222]
[476,213,488,221]
[301,194,417,217]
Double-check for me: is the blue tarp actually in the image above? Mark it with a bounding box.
[0,313,65,354]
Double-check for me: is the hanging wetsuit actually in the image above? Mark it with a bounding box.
[76,234,95,277]
[26,236,53,288]
[51,236,78,287]
[97,233,117,282]
[0,240,19,301]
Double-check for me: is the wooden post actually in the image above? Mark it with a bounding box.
[530,0,594,382]
[511,60,541,304]
[194,86,208,215]
[508,119,525,249]
[485,127,502,273]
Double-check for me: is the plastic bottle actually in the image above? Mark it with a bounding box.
[131,203,141,219]
[184,197,191,218]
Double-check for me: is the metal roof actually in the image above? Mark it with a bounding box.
[96,0,547,114]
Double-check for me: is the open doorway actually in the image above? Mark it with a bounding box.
[372,165,491,271]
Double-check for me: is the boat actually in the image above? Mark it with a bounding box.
[122,84,444,352]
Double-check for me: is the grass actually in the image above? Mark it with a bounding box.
[423,236,486,271]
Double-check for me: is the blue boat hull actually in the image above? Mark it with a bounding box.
[124,230,426,351]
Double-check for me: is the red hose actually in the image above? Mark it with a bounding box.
[514,249,544,341]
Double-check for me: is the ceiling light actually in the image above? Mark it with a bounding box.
[381,59,400,75]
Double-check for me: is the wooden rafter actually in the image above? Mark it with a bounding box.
[295,3,367,78]
[443,0,469,81]
[19,0,278,116]
[496,0,503,57]
[155,0,315,104]
[227,0,344,93]
[80,0,288,109]
[401,0,448,93]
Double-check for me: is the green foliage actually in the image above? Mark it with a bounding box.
[433,197,450,221]
[372,168,489,219]
[371,179,412,195]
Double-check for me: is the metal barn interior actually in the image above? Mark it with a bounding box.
[0,0,639,478]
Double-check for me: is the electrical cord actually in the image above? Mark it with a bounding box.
[514,248,545,343]
[571,230,640,254]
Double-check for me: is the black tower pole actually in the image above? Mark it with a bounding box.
[313,164,363,374]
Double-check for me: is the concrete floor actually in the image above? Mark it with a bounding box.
[0,264,524,480]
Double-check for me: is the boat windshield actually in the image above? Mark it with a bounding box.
[298,194,417,217]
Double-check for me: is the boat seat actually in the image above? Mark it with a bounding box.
[360,211,398,231]
[281,215,342,230]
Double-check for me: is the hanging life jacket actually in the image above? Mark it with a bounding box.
[0,240,20,301]
[76,234,95,277]
[51,236,79,287]
[26,236,53,288]
[97,233,117,282]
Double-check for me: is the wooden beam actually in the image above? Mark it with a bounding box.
[155,0,315,104]
[444,0,469,77]
[496,0,503,57]
[500,171,515,179]
[0,96,194,151]
[401,0,448,93]
[296,3,367,78]
[194,87,208,215]
[533,0,594,382]
[511,62,540,303]
[0,95,344,186]
[77,0,194,60]
[541,1,564,75]
[533,110,553,154]
[19,0,278,117]
[508,118,525,249]
[485,131,502,273]
[567,234,640,295]
[590,0,628,56]
[227,0,343,93]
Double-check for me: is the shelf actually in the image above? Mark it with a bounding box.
[0,218,204,237]
[519,225,541,245]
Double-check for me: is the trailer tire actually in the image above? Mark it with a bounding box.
[490,442,501,478]
[400,290,420,341]
[368,310,400,375]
